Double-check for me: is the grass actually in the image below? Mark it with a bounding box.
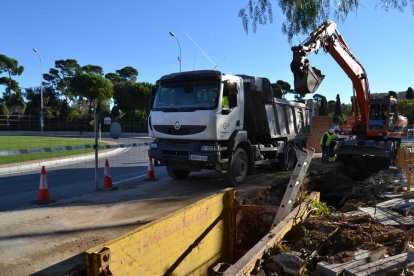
[0,136,108,165]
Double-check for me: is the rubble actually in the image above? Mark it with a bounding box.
[238,157,414,275]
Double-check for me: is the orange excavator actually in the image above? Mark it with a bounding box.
[290,20,407,166]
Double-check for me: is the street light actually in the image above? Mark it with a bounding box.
[32,48,44,135]
[169,32,182,72]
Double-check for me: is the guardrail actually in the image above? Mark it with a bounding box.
[397,147,414,192]
[0,142,151,156]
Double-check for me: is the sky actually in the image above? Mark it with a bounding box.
[2,0,414,103]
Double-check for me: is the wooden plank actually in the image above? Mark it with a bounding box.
[342,210,366,218]
[376,198,405,208]
[345,252,414,275]
[85,189,236,276]
[358,207,414,226]
[317,248,386,276]
[222,192,320,276]
[383,192,404,199]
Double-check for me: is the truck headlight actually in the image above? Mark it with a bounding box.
[201,145,220,152]
[150,142,158,149]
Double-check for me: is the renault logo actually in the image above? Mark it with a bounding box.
[174,121,181,130]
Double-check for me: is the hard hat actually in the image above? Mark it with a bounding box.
[328,129,334,134]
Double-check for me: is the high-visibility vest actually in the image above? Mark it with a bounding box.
[320,132,337,147]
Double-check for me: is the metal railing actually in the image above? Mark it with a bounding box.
[0,115,148,133]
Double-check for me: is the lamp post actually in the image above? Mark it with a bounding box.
[32,48,44,135]
[169,32,182,72]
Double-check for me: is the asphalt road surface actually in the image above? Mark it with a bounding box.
[0,137,165,211]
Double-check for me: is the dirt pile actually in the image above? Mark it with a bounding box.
[277,214,404,270]
[235,158,414,275]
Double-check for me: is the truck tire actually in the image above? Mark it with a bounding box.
[278,143,297,171]
[166,166,190,180]
[227,147,248,186]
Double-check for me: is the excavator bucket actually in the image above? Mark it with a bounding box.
[290,52,325,96]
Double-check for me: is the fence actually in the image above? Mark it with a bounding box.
[0,130,153,211]
[0,115,148,133]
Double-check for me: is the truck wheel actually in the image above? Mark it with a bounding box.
[227,147,248,186]
[278,143,297,171]
[166,166,190,180]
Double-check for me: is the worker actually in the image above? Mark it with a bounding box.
[328,128,339,162]
[320,128,337,164]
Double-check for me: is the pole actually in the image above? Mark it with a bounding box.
[33,48,44,136]
[94,112,99,190]
[169,32,182,72]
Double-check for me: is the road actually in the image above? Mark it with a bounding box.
[0,137,163,211]
[0,162,235,275]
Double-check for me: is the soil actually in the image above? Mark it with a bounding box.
[1,153,410,275]
[241,157,414,275]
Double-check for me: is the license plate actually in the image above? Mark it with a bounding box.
[189,154,208,161]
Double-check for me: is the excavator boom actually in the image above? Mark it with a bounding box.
[291,20,371,133]
[290,20,407,164]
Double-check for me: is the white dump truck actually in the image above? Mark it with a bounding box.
[148,70,312,185]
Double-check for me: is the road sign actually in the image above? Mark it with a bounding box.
[104,117,112,125]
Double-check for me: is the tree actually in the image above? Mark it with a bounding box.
[69,73,113,113]
[239,0,414,41]
[82,65,104,75]
[406,87,414,99]
[294,93,305,102]
[0,102,9,115]
[334,94,342,116]
[112,82,152,119]
[327,100,336,114]
[116,66,138,82]
[0,54,24,112]
[24,86,70,119]
[271,80,291,98]
[105,73,121,84]
[319,97,328,116]
[43,59,81,103]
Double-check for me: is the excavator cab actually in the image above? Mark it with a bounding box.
[290,49,325,96]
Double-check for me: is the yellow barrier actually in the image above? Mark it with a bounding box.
[397,147,414,193]
[85,189,236,276]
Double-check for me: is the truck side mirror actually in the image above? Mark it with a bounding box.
[229,93,238,108]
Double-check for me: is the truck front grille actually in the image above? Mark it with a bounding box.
[154,125,207,135]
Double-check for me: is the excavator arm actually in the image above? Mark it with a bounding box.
[291,20,370,133]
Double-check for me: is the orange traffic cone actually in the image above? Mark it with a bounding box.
[102,159,116,190]
[32,166,55,204]
[145,157,157,181]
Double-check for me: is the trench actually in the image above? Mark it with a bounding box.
[304,158,386,209]
[235,159,380,255]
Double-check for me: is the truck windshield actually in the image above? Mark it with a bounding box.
[152,81,220,111]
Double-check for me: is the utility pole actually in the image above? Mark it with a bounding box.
[169,32,182,72]
[33,48,44,135]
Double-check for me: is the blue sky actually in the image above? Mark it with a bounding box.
[3,1,414,103]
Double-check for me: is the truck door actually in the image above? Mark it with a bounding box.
[218,79,242,139]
